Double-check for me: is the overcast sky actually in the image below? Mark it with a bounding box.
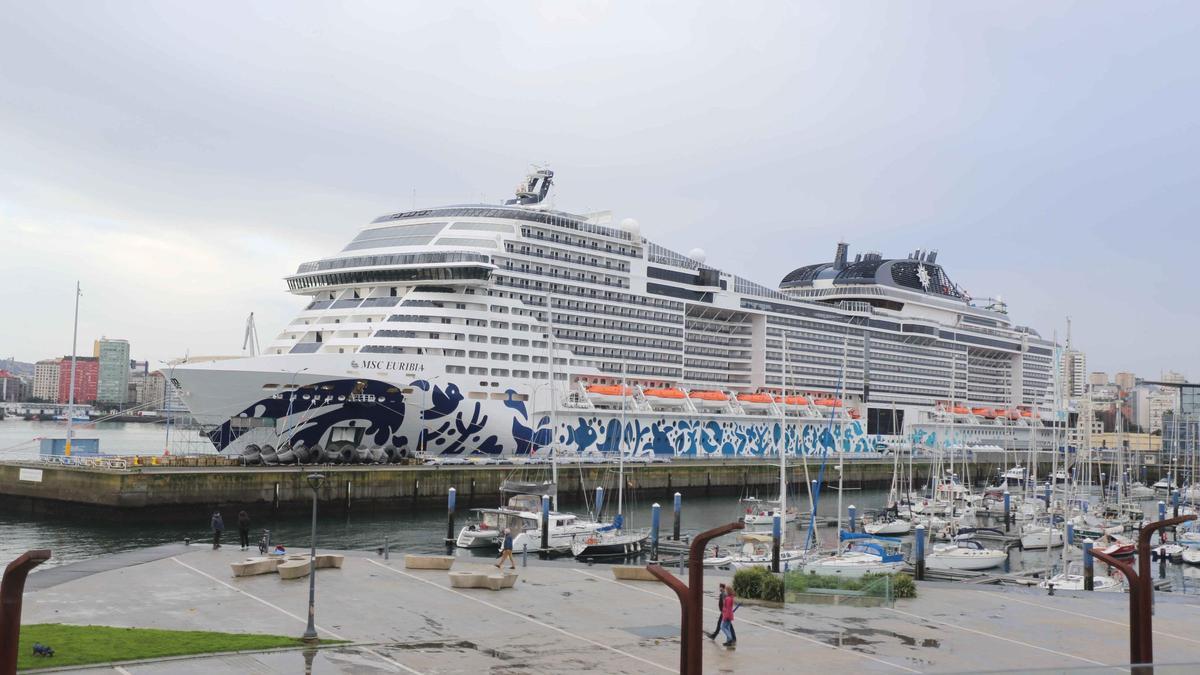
[3,2,1198,379]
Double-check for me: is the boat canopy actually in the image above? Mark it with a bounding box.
[848,542,905,563]
[839,531,902,544]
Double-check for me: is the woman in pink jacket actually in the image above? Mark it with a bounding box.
[720,588,737,647]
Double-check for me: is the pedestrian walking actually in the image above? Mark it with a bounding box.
[237,510,251,550]
[720,587,738,647]
[495,528,516,569]
[708,583,727,640]
[210,510,224,550]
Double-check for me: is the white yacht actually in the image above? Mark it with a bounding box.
[170,168,1063,461]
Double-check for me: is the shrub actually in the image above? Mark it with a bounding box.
[732,566,769,599]
[761,574,785,603]
[891,573,916,598]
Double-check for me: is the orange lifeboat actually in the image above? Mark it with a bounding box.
[586,384,633,397]
[972,407,996,418]
[813,398,844,407]
[1002,409,1021,420]
[783,395,810,406]
[643,388,686,399]
[950,406,971,415]
[689,390,728,401]
[1019,409,1036,418]
[736,393,776,405]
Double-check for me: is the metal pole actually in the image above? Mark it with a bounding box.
[1003,490,1011,532]
[64,282,80,456]
[772,514,781,573]
[446,487,457,546]
[0,549,52,674]
[673,492,682,541]
[914,524,926,581]
[1082,539,1093,591]
[302,480,321,643]
[650,503,661,562]
[540,494,550,553]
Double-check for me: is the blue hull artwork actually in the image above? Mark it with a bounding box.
[207,378,875,457]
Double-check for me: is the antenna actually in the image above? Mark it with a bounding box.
[243,312,260,356]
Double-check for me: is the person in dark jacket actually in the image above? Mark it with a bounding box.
[495,528,516,569]
[720,588,738,647]
[708,583,727,640]
[237,511,251,550]
[211,511,224,550]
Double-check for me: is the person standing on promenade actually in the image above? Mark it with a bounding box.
[210,510,224,550]
[495,528,516,569]
[237,510,251,550]
[708,583,727,640]
[720,587,738,648]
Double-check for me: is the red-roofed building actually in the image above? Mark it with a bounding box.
[0,370,25,402]
[58,357,99,404]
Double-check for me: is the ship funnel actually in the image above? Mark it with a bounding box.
[834,242,849,270]
[927,250,938,264]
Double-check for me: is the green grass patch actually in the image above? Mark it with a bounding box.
[17,624,341,671]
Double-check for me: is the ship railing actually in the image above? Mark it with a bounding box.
[39,455,129,470]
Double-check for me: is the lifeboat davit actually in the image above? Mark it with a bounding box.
[643,388,687,407]
[736,393,776,408]
[585,384,633,403]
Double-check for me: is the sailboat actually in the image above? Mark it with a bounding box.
[570,364,649,558]
[925,536,1007,571]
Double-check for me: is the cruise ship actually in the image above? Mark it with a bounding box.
[172,168,1063,462]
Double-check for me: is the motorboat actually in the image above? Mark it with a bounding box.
[925,538,1007,571]
[863,516,913,536]
[802,532,905,578]
[740,497,800,526]
[1183,548,1200,566]
[1039,562,1124,592]
[1096,533,1136,559]
[1020,522,1064,549]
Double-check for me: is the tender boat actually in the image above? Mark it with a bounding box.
[1039,562,1124,592]
[802,532,905,578]
[1020,522,1064,549]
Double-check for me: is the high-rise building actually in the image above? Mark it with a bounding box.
[32,359,61,401]
[1131,384,1180,433]
[57,356,99,404]
[1162,370,1187,384]
[1088,372,1108,388]
[1058,349,1087,399]
[0,370,24,402]
[1115,372,1137,390]
[94,338,131,406]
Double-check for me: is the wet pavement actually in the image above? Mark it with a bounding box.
[18,547,1200,673]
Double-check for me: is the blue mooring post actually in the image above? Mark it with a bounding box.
[1066,522,1075,547]
[446,487,457,548]
[1003,490,1011,532]
[1159,500,1167,522]
[673,492,682,541]
[914,524,926,581]
[1082,539,1094,591]
[650,503,661,562]
[540,494,550,553]
[594,486,605,521]
[1043,482,1051,505]
[1172,490,1181,518]
[523,544,528,567]
[848,504,857,533]
[772,514,782,573]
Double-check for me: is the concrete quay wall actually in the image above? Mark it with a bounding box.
[0,453,1084,521]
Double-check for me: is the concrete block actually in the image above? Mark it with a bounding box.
[611,566,659,582]
[405,554,455,570]
[448,571,487,588]
[230,557,280,577]
[316,553,344,569]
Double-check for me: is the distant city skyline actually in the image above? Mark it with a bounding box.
[3,2,1199,377]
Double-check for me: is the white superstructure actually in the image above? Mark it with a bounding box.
[171,168,1062,461]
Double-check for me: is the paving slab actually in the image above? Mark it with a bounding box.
[17,547,1200,673]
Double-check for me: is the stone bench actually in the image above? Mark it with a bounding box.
[611,566,659,582]
[277,559,311,580]
[405,554,455,570]
[230,557,281,577]
[448,570,517,590]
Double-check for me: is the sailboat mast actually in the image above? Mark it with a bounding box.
[619,362,626,521]
[65,281,81,456]
[546,292,558,510]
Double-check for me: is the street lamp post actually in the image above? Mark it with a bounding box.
[302,473,325,644]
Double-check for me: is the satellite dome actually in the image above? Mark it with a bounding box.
[619,218,640,236]
[689,248,707,264]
